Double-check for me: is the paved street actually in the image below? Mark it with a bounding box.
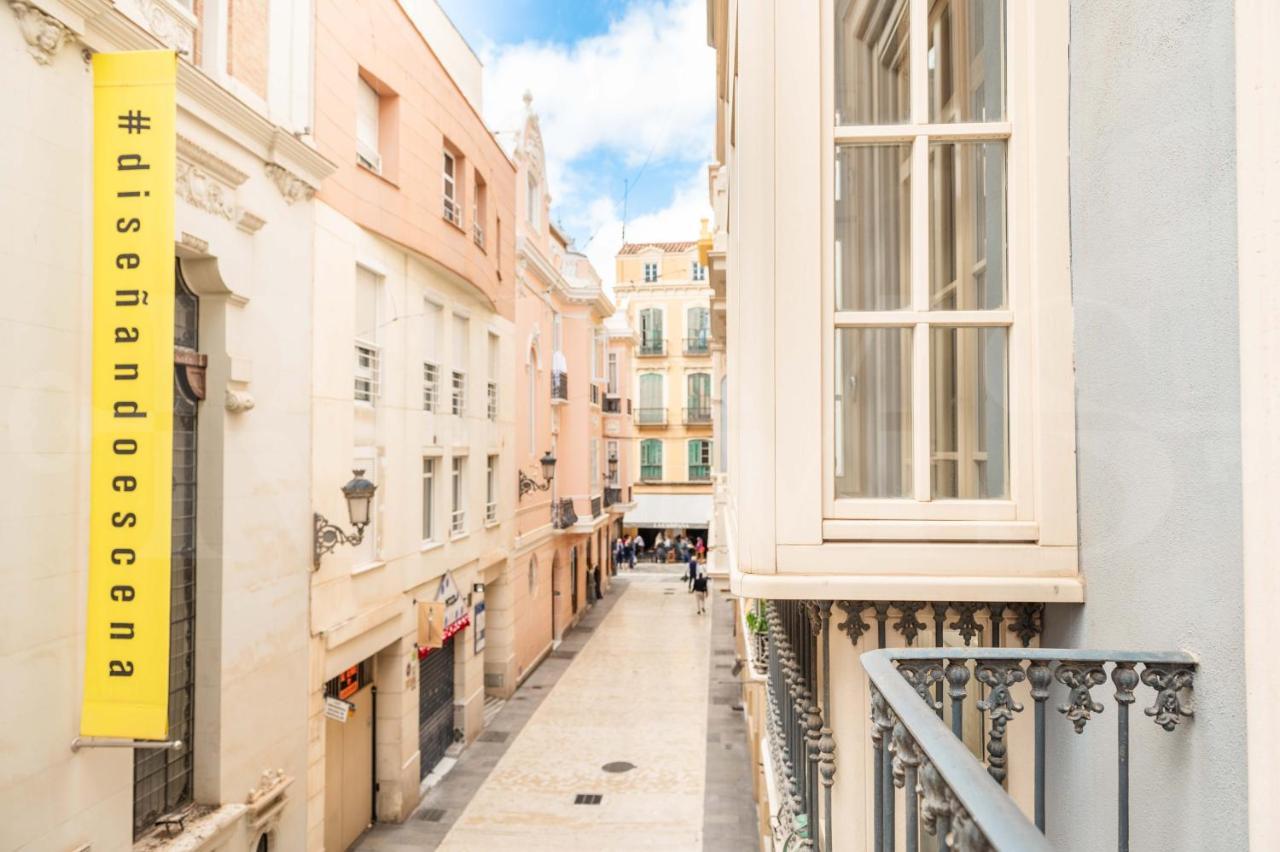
[355,570,756,851]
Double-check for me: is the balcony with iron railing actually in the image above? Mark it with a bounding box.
[684,335,710,355]
[756,600,1197,852]
[591,496,602,518]
[603,395,623,413]
[640,464,662,482]
[636,407,667,426]
[683,405,712,425]
[551,371,568,403]
[688,464,711,481]
[638,337,666,357]
[604,486,622,507]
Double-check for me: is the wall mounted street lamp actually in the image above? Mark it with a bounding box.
[313,470,378,567]
[607,454,619,479]
[518,451,557,499]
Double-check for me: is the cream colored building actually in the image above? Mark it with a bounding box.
[306,2,517,848]
[614,239,717,549]
[710,0,1277,850]
[0,0,328,849]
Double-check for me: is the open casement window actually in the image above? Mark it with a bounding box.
[688,439,712,481]
[687,373,711,416]
[821,0,1071,537]
[638,373,664,424]
[640,439,663,481]
[443,150,462,227]
[639,308,664,353]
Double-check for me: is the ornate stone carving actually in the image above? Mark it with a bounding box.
[897,660,944,710]
[177,160,237,220]
[893,602,929,646]
[265,162,316,204]
[10,1,72,64]
[975,660,1026,783]
[225,388,255,413]
[114,0,195,55]
[1055,662,1106,733]
[1140,663,1195,731]
[835,600,870,645]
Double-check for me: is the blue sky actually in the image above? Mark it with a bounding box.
[438,0,714,287]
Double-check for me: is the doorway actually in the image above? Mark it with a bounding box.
[324,663,375,852]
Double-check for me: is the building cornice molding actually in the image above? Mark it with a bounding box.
[8,0,336,191]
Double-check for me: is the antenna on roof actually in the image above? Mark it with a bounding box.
[621,177,629,243]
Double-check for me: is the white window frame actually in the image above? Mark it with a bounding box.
[812,0,1074,542]
[422,457,437,542]
[451,456,466,537]
[607,352,619,395]
[643,261,658,283]
[443,150,461,226]
[691,260,706,281]
[485,455,498,525]
[354,265,381,405]
[356,76,381,173]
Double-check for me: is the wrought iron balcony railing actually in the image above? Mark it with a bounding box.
[684,335,710,355]
[603,396,622,413]
[551,371,568,402]
[683,406,712,425]
[552,497,577,530]
[638,338,666,356]
[591,496,602,518]
[640,464,662,481]
[604,486,621,507]
[759,601,1197,852]
[688,464,711,481]
[862,647,1196,852]
[636,407,667,425]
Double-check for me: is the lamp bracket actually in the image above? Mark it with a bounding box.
[313,512,368,568]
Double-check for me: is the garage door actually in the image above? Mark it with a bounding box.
[418,638,455,780]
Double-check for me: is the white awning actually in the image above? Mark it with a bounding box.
[624,494,713,529]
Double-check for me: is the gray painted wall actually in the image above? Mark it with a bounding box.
[1044,2,1246,850]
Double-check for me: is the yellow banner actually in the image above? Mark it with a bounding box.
[81,51,177,740]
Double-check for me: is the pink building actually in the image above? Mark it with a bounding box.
[511,96,630,678]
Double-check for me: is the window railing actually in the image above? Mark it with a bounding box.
[684,335,710,354]
[423,362,439,411]
[473,221,485,248]
[636,407,667,425]
[354,341,380,403]
[485,501,497,524]
[604,487,621,507]
[451,371,466,415]
[683,406,712,424]
[688,464,711,481]
[603,396,622,413]
[552,497,577,530]
[551,371,568,402]
[443,196,462,227]
[450,508,465,536]
[640,464,662,481]
[638,338,666,356]
[487,381,497,421]
[591,496,602,518]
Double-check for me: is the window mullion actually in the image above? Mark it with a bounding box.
[912,320,931,501]
[909,0,928,122]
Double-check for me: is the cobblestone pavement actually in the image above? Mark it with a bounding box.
[354,569,757,851]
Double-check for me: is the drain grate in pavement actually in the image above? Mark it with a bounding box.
[712,695,734,705]
[601,761,636,773]
[574,794,604,805]
[418,808,447,822]
[551,649,578,660]
[477,730,509,743]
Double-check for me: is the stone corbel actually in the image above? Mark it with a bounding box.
[10,0,74,64]
[246,769,292,837]
[265,162,316,205]
[225,387,255,413]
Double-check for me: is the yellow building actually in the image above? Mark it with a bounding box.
[615,239,716,552]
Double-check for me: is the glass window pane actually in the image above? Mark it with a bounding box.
[836,145,912,311]
[928,0,1005,123]
[930,326,1008,499]
[835,328,913,499]
[835,0,910,125]
[929,141,1006,310]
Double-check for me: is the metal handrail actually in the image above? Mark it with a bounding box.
[862,647,1198,852]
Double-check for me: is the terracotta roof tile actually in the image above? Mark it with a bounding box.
[617,241,697,255]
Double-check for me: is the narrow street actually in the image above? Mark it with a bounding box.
[356,570,756,851]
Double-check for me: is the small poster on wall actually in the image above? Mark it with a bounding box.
[324,696,353,723]
[474,601,486,653]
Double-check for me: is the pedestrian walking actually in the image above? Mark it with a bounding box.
[634,532,645,561]
[626,537,637,570]
[693,569,709,615]
[687,553,699,591]
[695,536,706,560]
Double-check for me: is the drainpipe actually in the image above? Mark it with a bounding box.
[371,685,378,823]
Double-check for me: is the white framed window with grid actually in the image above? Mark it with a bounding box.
[354,265,381,404]
[643,261,658,283]
[423,298,442,411]
[485,455,498,524]
[422,457,437,542]
[452,312,469,416]
[443,149,461,226]
[821,0,1071,533]
[451,456,466,536]
[487,332,499,421]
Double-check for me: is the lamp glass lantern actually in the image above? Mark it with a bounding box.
[342,469,377,530]
[539,451,557,483]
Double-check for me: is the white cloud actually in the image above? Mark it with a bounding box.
[579,167,712,295]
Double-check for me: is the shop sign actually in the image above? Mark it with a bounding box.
[474,602,486,653]
[436,572,467,630]
[337,665,361,699]
[324,697,354,723]
[81,50,178,741]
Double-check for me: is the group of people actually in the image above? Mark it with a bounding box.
[609,532,710,614]
[613,532,706,567]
